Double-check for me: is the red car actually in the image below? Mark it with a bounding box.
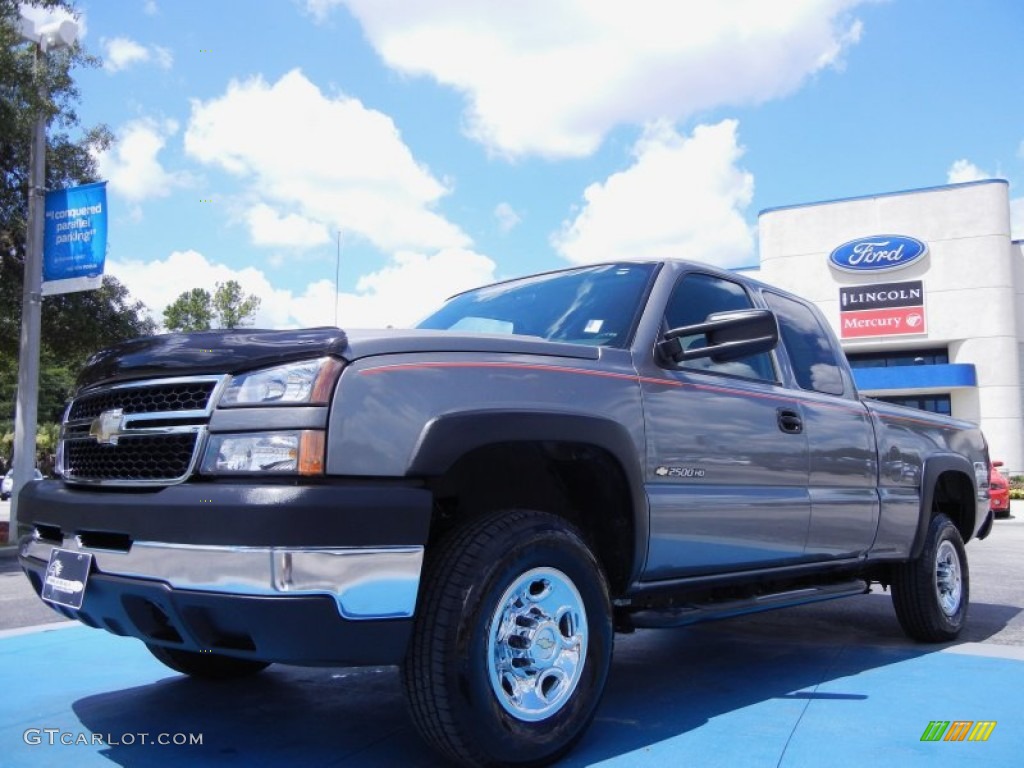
[990,461,1011,518]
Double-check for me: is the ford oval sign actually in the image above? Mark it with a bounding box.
[829,235,928,273]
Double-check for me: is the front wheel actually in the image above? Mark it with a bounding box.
[402,510,613,767]
[891,513,969,642]
[146,644,270,679]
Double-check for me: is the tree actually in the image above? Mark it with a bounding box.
[0,273,156,438]
[163,281,261,331]
[163,288,214,332]
[1,1,112,275]
[41,275,156,364]
[0,1,154,467]
[213,280,261,329]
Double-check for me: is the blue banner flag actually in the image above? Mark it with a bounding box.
[42,181,107,295]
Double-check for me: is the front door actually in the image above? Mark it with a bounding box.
[638,272,811,580]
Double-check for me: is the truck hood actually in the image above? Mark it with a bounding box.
[76,327,599,389]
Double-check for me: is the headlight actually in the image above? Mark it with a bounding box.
[201,431,325,475]
[220,357,343,407]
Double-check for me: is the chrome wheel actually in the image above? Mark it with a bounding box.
[403,510,612,766]
[934,539,962,616]
[892,513,969,642]
[487,566,588,722]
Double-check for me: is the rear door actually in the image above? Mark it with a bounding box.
[762,291,879,558]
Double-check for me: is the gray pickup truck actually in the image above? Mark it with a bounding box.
[17,259,993,766]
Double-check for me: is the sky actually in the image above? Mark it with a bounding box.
[18,0,1024,330]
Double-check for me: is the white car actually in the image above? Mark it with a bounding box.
[1,468,43,500]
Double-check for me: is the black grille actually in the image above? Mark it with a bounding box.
[69,381,217,421]
[64,433,199,482]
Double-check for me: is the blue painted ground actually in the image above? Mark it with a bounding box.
[2,600,1022,767]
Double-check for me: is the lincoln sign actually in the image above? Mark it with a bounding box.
[839,280,926,339]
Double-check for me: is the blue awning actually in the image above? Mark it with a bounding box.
[852,363,977,392]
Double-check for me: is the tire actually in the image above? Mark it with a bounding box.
[891,513,969,642]
[402,509,613,767]
[146,644,270,680]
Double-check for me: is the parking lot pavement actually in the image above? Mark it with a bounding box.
[1,608,1021,767]
[2,508,1021,765]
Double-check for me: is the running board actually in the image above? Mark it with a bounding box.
[627,579,870,629]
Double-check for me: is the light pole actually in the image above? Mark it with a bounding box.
[9,16,79,544]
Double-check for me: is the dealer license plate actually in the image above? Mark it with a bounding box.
[41,548,93,610]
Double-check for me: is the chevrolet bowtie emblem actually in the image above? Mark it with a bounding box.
[534,636,555,651]
[89,408,125,446]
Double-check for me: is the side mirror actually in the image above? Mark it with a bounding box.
[993,460,1004,468]
[658,308,779,365]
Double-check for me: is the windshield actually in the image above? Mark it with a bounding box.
[417,263,658,348]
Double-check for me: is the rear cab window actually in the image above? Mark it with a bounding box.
[763,291,845,396]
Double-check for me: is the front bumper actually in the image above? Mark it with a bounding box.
[17,479,432,666]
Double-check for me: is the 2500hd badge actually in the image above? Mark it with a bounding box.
[17,260,993,767]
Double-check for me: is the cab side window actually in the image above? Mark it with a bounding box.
[763,291,845,396]
[663,273,775,381]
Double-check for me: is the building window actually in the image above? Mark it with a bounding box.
[876,394,952,415]
[846,348,948,369]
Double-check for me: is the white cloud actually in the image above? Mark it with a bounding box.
[246,203,331,249]
[103,38,148,72]
[494,202,521,233]
[108,250,277,328]
[109,248,496,331]
[553,119,754,268]
[337,0,869,158]
[144,0,159,15]
[94,118,189,204]
[305,0,344,23]
[18,3,87,40]
[103,37,173,72]
[184,69,469,253]
[342,248,496,327]
[153,45,173,69]
[947,159,989,184]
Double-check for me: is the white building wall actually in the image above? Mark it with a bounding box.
[1014,239,1024,474]
[752,181,1023,471]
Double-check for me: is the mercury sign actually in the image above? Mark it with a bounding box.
[839,279,927,340]
[829,235,927,273]
[42,181,107,296]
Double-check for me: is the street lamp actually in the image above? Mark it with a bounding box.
[8,14,79,543]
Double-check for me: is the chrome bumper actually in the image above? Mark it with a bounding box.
[21,535,423,621]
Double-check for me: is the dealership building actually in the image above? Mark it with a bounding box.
[747,179,1023,472]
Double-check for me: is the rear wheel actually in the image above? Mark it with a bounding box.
[146,644,270,679]
[402,509,612,767]
[891,513,969,642]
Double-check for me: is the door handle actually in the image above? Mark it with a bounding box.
[777,408,803,434]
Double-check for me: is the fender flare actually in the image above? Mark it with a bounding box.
[407,410,649,584]
[912,453,977,559]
